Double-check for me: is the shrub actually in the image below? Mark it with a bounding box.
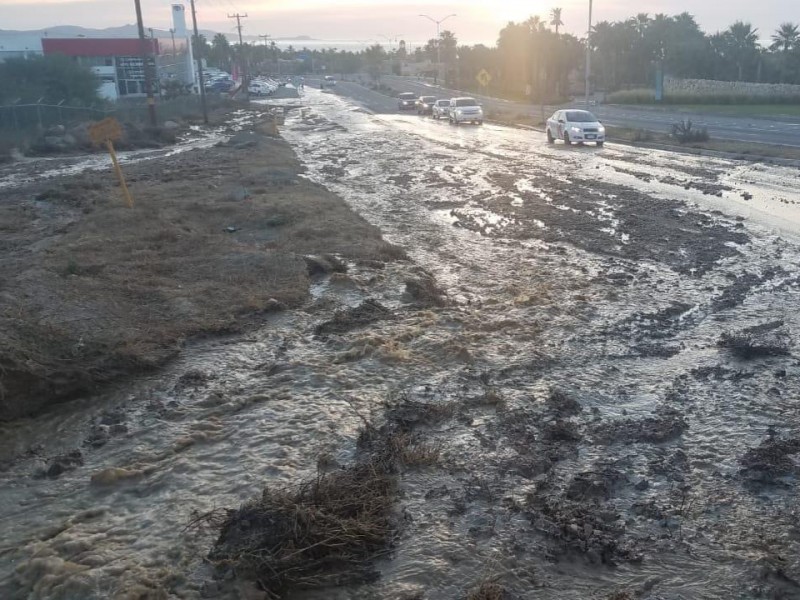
[671,120,710,143]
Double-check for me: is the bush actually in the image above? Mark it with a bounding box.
[671,119,710,143]
[0,55,100,105]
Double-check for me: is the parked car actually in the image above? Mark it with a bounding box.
[205,79,234,93]
[546,109,605,146]
[324,75,336,86]
[416,95,437,115]
[398,92,417,111]
[448,97,483,125]
[432,99,451,120]
[248,81,273,96]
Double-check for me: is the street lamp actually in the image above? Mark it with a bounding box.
[585,0,593,106]
[419,13,456,84]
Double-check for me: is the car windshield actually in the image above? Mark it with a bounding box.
[399,93,416,99]
[565,111,598,123]
[421,96,436,102]
[437,100,449,106]
[456,98,478,107]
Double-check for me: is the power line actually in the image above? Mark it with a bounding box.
[228,12,248,93]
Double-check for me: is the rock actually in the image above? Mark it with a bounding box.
[263,298,285,312]
[634,479,650,491]
[90,467,143,486]
[43,136,66,148]
[62,133,77,147]
[45,450,84,478]
[46,124,66,136]
[163,120,180,130]
[84,424,111,448]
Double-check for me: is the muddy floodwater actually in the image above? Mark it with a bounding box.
[2,90,800,599]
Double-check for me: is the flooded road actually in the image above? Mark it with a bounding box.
[2,90,800,599]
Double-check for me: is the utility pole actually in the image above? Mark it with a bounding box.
[134,0,157,126]
[189,0,208,124]
[259,34,270,76]
[584,0,593,107]
[228,13,249,95]
[419,14,456,85]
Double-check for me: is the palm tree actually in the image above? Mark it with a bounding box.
[725,21,759,80]
[550,8,564,35]
[771,22,800,52]
[209,33,232,70]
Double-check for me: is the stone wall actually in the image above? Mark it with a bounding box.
[664,76,800,98]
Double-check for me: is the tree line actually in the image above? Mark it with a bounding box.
[192,12,800,102]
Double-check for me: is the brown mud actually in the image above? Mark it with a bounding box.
[0,115,403,420]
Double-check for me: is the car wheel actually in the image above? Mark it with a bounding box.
[597,141,604,147]
[564,133,572,146]
[547,128,554,143]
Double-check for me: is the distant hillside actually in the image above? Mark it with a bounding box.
[0,25,218,39]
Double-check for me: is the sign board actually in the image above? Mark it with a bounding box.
[89,117,133,207]
[476,68,492,88]
[88,117,123,145]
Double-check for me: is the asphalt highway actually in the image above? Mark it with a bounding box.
[312,74,800,147]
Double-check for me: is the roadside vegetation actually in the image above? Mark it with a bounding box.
[605,125,800,160]
[197,13,800,108]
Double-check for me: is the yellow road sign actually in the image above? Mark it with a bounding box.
[88,117,123,145]
[89,117,133,207]
[476,69,492,88]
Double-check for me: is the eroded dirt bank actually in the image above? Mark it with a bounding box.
[0,91,799,600]
[0,112,402,420]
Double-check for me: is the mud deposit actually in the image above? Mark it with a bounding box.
[1,91,800,599]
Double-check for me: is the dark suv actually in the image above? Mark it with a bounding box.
[398,92,417,110]
[416,95,437,115]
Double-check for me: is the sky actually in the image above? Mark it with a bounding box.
[0,0,791,46]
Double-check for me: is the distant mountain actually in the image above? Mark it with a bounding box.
[0,25,218,39]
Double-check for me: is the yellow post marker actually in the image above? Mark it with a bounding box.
[88,117,133,208]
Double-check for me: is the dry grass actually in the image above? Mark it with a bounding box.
[193,395,455,597]
[195,460,395,598]
[466,577,506,600]
[0,122,405,419]
[388,432,441,466]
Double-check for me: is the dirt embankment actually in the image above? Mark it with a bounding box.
[0,118,405,420]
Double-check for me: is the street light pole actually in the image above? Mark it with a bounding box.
[584,0,593,106]
[419,14,455,85]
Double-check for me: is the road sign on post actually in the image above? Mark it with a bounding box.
[89,117,134,208]
[476,68,492,89]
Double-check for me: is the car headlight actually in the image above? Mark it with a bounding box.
[570,126,582,134]
[598,126,606,133]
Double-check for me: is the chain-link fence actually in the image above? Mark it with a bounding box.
[0,95,219,135]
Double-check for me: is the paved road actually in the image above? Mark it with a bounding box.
[313,75,800,147]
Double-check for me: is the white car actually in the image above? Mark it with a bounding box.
[449,97,483,125]
[432,99,450,120]
[248,81,273,96]
[546,109,605,146]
